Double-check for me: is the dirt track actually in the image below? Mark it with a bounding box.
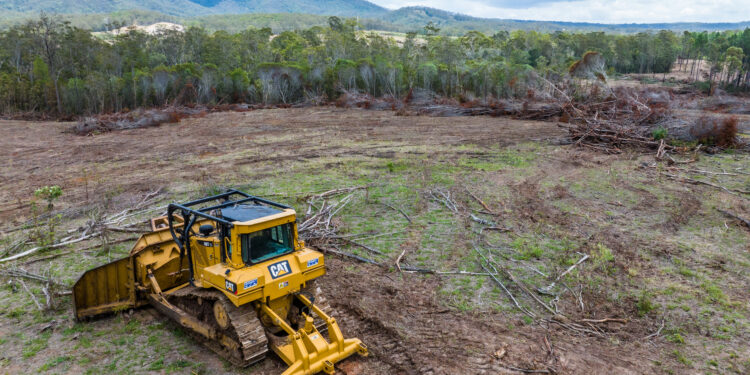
[322,258,655,375]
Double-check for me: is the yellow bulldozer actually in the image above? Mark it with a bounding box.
[72,190,367,374]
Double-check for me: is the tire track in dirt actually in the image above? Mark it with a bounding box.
[320,259,541,375]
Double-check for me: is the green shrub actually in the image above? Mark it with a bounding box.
[666,332,685,344]
[34,185,62,210]
[672,350,692,366]
[652,126,668,140]
[636,291,656,316]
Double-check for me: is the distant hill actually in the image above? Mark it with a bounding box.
[374,6,750,34]
[0,0,206,17]
[1,2,749,34]
[0,0,388,18]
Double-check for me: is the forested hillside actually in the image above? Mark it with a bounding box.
[1,15,749,117]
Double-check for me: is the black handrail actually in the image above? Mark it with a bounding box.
[177,189,291,211]
[169,203,235,227]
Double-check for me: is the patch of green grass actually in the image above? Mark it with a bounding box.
[456,146,538,172]
[509,236,574,262]
[526,246,544,259]
[166,359,193,372]
[171,326,186,338]
[570,168,640,206]
[672,350,692,366]
[6,307,25,319]
[700,281,728,306]
[441,275,487,311]
[104,357,118,372]
[677,266,696,278]
[148,357,166,371]
[40,355,71,371]
[592,242,615,273]
[147,332,160,346]
[594,243,614,262]
[666,332,685,344]
[22,332,51,359]
[62,323,92,337]
[77,335,93,349]
[385,160,410,173]
[120,319,142,334]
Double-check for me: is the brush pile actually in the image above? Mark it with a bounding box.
[334,90,403,111]
[556,87,675,153]
[72,107,207,135]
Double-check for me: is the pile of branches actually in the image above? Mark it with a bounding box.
[334,90,403,111]
[71,107,208,135]
[398,97,563,119]
[389,84,682,153]
[558,86,676,153]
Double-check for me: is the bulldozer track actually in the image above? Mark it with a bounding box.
[335,303,417,373]
[168,286,268,367]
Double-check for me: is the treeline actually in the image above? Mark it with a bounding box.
[0,15,749,116]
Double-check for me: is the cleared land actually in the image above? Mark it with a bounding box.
[0,107,748,374]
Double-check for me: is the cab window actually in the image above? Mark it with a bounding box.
[240,224,293,264]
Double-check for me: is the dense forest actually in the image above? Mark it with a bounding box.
[1,15,749,116]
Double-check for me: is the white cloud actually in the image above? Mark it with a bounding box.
[370,0,750,23]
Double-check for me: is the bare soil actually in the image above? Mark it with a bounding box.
[0,108,563,225]
[0,106,748,375]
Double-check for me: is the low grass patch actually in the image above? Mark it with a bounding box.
[22,332,50,359]
[40,355,71,371]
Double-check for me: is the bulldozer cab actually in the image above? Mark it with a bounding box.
[219,203,298,266]
[167,190,304,276]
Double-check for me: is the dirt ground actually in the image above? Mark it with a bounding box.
[0,109,563,225]
[0,107,748,374]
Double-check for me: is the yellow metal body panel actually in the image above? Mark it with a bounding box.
[200,248,325,307]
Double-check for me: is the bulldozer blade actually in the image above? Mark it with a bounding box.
[73,256,138,319]
[260,294,368,375]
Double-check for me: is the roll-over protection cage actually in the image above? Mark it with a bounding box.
[167,189,292,282]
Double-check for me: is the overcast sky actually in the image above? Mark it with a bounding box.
[369,0,750,23]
